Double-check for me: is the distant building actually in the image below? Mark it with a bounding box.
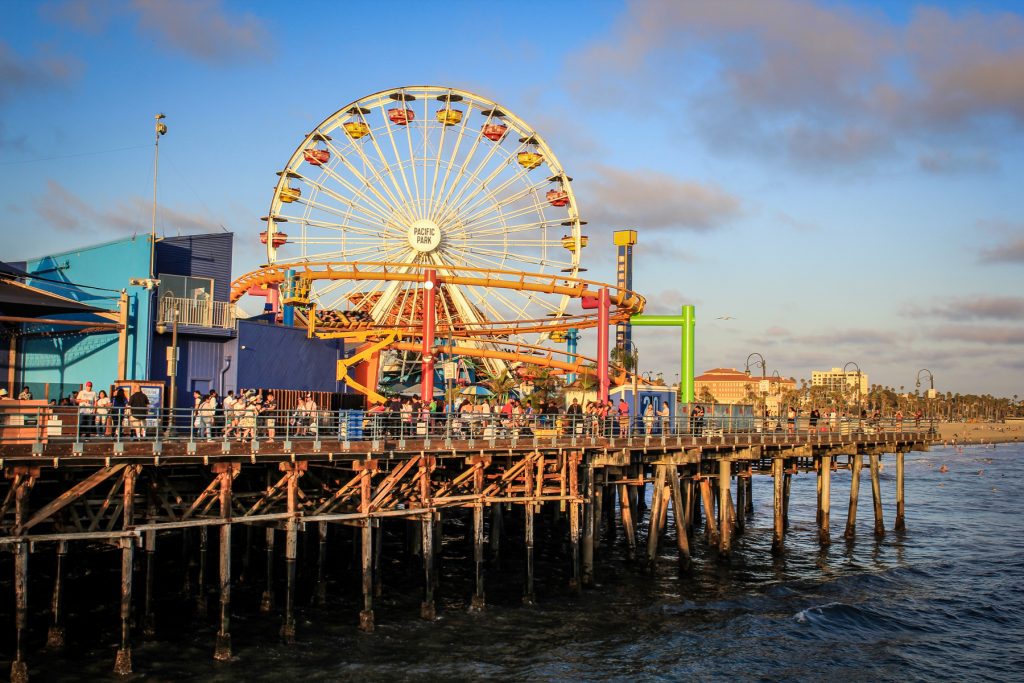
[811,367,869,396]
[693,367,795,406]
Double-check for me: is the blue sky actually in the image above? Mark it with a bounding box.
[2,0,1023,397]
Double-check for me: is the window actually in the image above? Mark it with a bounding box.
[158,274,214,301]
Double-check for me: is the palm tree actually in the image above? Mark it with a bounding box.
[481,368,517,402]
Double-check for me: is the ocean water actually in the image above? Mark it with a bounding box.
[13,444,1024,682]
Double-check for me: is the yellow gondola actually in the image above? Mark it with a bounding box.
[343,121,370,139]
[517,151,543,170]
[280,186,302,203]
[436,108,463,125]
[561,234,589,252]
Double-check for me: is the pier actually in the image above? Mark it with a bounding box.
[0,413,929,679]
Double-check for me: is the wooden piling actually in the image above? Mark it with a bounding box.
[282,465,299,642]
[869,453,885,538]
[782,465,792,529]
[471,465,486,611]
[895,451,906,532]
[645,465,667,567]
[844,453,862,540]
[581,463,595,586]
[744,475,754,516]
[315,522,328,605]
[819,455,831,546]
[46,540,67,650]
[114,466,137,675]
[214,465,234,661]
[772,457,784,555]
[260,527,275,614]
[358,463,374,632]
[683,476,695,536]
[568,453,582,592]
[735,469,746,535]
[196,526,208,615]
[699,477,719,547]
[718,460,732,555]
[421,515,436,620]
[142,528,156,638]
[523,502,536,605]
[490,502,502,562]
[619,483,637,560]
[668,467,691,569]
[11,472,31,683]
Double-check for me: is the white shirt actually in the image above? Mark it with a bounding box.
[77,389,97,414]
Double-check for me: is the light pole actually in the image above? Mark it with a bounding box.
[155,302,179,436]
[150,113,167,278]
[843,361,861,415]
[915,368,934,421]
[745,352,767,427]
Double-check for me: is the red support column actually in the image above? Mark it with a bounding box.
[421,269,438,401]
[597,287,610,404]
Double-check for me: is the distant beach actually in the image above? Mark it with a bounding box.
[936,420,1023,445]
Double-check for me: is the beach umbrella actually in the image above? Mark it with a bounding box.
[461,385,493,397]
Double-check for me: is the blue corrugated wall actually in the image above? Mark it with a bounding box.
[155,234,233,301]
[229,320,344,393]
[20,235,154,398]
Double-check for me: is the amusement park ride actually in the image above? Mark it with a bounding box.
[236,85,689,405]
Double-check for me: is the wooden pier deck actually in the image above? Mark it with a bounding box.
[0,426,930,680]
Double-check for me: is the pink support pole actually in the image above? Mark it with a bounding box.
[597,288,610,404]
[421,269,438,401]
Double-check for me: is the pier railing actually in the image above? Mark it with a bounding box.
[0,404,939,449]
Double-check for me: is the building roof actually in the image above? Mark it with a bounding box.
[0,275,108,317]
[694,368,753,382]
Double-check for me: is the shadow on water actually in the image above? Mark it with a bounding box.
[3,445,1024,681]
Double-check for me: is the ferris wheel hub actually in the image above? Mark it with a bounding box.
[407,218,442,253]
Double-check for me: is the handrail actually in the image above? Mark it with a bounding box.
[158,296,236,329]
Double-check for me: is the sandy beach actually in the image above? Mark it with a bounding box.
[935,420,1024,445]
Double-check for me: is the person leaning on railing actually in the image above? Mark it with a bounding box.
[128,386,149,439]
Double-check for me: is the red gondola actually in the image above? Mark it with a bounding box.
[388,108,415,125]
[259,231,288,248]
[481,123,507,141]
[303,148,330,165]
[546,189,569,207]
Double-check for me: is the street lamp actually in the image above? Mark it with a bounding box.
[155,302,179,435]
[843,361,862,414]
[744,353,767,427]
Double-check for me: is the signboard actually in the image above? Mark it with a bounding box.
[443,361,458,380]
[758,379,770,393]
[112,380,165,428]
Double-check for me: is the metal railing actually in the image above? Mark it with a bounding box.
[158,296,236,329]
[0,404,939,448]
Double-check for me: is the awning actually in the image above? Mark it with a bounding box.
[0,277,109,317]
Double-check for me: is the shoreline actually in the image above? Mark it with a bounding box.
[933,421,1023,446]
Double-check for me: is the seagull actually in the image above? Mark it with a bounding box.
[717,315,735,320]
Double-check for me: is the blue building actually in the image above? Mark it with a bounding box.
[12,232,347,408]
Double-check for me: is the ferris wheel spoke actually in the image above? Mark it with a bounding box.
[401,98,423,222]
[291,173,398,229]
[429,95,472,221]
[322,128,417,228]
[314,143,414,228]
[368,249,421,324]
[460,206,552,236]
[313,137,404,220]
[431,108,500,225]
[456,176,550,228]
[377,101,419,223]
[429,103,481,226]
[443,148,536,229]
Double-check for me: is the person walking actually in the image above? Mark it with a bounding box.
[658,401,671,435]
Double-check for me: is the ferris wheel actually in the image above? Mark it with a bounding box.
[261,86,586,343]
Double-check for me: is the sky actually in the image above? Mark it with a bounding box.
[2,0,1023,398]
